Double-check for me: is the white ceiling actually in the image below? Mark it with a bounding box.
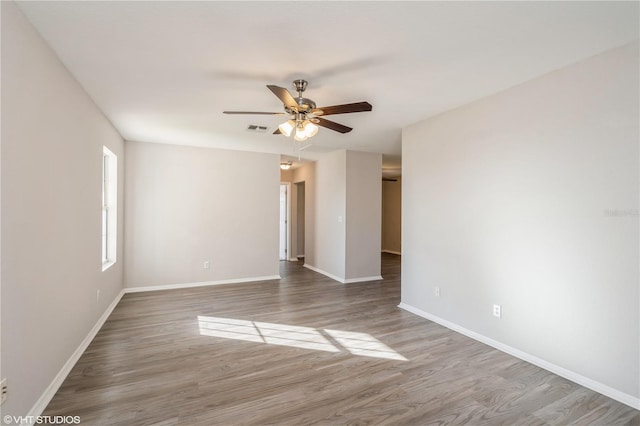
[16,1,639,173]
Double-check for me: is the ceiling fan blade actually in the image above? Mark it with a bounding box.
[267,85,298,110]
[315,117,352,134]
[223,111,285,115]
[312,101,372,116]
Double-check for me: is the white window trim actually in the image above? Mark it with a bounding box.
[102,146,117,271]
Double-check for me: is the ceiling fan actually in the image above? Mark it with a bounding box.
[223,79,372,142]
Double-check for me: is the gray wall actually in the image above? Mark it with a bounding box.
[402,42,639,402]
[346,151,382,279]
[313,151,347,278]
[124,141,280,287]
[1,1,125,415]
[296,151,382,282]
[382,178,402,254]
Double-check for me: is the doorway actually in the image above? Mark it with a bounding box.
[279,183,290,261]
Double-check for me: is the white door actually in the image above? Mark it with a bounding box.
[279,184,288,260]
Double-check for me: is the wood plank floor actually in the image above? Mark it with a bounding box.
[45,254,639,425]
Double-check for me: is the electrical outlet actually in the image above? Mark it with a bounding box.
[434,286,440,297]
[1,378,7,405]
[493,304,502,318]
[204,261,210,269]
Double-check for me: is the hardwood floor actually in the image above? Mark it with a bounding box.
[44,254,639,425]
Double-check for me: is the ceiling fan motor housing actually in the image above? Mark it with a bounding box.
[286,97,317,115]
[282,80,315,114]
[293,79,308,93]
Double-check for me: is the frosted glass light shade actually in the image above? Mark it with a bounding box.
[278,120,294,137]
[294,127,308,141]
[304,122,319,138]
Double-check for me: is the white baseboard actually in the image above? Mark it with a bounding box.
[27,289,126,419]
[124,275,281,293]
[397,302,640,410]
[344,275,383,283]
[303,264,382,284]
[381,250,402,255]
[303,264,344,282]
[288,258,299,262]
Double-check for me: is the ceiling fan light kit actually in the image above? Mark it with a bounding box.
[292,120,319,142]
[224,79,372,147]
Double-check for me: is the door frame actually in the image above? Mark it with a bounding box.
[279,182,292,261]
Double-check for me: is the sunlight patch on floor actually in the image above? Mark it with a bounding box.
[197,316,407,361]
[198,316,338,352]
[325,328,407,361]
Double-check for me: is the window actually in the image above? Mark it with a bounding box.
[102,146,117,270]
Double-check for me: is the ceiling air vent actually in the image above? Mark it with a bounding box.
[247,125,268,133]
